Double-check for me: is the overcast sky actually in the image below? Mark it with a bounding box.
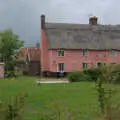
[0,0,119,46]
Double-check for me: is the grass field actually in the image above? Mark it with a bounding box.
[0,76,120,120]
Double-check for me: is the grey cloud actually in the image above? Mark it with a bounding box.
[0,0,119,46]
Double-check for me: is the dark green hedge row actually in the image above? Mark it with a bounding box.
[68,67,120,83]
[67,68,101,82]
[68,71,91,82]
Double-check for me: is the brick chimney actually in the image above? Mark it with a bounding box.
[41,14,45,29]
[89,16,98,25]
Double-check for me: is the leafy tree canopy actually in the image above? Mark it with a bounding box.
[0,29,24,71]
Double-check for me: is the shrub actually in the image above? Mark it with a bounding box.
[0,93,27,120]
[5,68,23,78]
[113,72,120,84]
[5,71,16,78]
[14,67,23,77]
[83,68,101,81]
[68,71,91,82]
[110,64,120,84]
[39,101,81,120]
[100,64,120,84]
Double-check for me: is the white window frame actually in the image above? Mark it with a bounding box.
[82,63,88,69]
[110,50,117,57]
[83,49,88,56]
[58,63,65,72]
[57,49,64,57]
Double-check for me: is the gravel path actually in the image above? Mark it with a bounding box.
[36,78,69,84]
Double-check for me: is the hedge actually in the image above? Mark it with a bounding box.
[83,68,101,81]
[67,71,91,82]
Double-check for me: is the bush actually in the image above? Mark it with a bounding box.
[83,68,101,81]
[114,72,120,84]
[111,64,120,84]
[5,68,23,78]
[14,68,23,77]
[5,71,16,78]
[68,71,91,82]
[0,93,27,120]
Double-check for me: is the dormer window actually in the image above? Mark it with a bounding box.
[83,49,88,56]
[110,50,116,57]
[58,49,64,56]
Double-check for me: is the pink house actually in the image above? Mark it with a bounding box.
[41,15,120,77]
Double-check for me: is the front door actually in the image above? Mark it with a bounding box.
[58,63,65,72]
[97,62,102,68]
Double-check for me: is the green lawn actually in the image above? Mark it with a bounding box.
[0,76,120,120]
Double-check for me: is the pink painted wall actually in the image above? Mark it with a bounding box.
[48,49,120,72]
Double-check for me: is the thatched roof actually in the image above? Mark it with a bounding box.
[45,23,120,50]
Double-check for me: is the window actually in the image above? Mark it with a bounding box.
[110,50,116,57]
[83,49,88,56]
[58,63,65,72]
[97,62,102,67]
[58,49,64,56]
[82,63,88,69]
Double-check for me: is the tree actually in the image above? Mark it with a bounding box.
[0,29,24,72]
[96,64,120,119]
[100,64,120,84]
